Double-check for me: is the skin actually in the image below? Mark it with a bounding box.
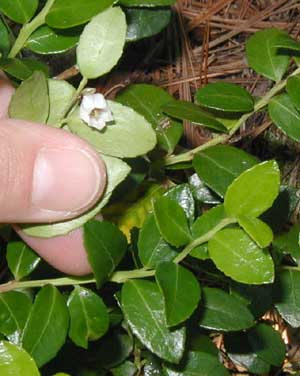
[0,73,107,275]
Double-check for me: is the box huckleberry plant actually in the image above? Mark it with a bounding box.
[0,0,300,375]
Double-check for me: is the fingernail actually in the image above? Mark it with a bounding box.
[32,148,105,215]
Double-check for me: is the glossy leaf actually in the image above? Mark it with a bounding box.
[111,361,137,376]
[164,351,230,376]
[237,216,273,248]
[162,100,227,131]
[287,74,300,110]
[138,214,178,268]
[26,25,80,55]
[77,7,126,78]
[126,8,171,42]
[22,285,69,367]
[84,220,127,287]
[67,286,109,349]
[22,155,131,238]
[188,331,218,356]
[269,93,300,141]
[274,269,300,327]
[9,71,49,123]
[0,17,10,57]
[224,161,280,218]
[46,0,114,28]
[193,145,258,197]
[47,79,75,126]
[0,341,40,376]
[209,228,274,284]
[116,84,182,153]
[156,262,201,326]
[273,224,300,263]
[68,101,156,158]
[195,82,254,112]
[121,280,185,363]
[246,28,290,81]
[6,241,40,280]
[0,0,38,24]
[120,0,175,6]
[199,287,255,331]
[165,184,195,222]
[188,173,221,205]
[0,291,32,343]
[153,196,192,247]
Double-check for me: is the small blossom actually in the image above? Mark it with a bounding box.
[80,93,114,130]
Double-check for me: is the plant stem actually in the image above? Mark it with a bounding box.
[165,65,300,167]
[8,0,55,58]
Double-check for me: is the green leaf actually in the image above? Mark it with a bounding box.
[121,280,185,363]
[188,331,218,356]
[209,228,274,284]
[0,58,38,80]
[274,269,300,327]
[22,285,69,367]
[156,262,201,326]
[120,0,175,6]
[153,196,192,247]
[0,17,10,57]
[84,220,127,287]
[126,8,171,42]
[111,361,137,376]
[26,25,80,55]
[68,101,156,158]
[193,145,258,197]
[269,93,300,141]
[77,6,126,79]
[47,79,75,126]
[237,216,273,248]
[273,224,300,263]
[116,84,183,153]
[0,0,38,24]
[9,71,49,123]
[224,160,280,218]
[287,74,300,110]
[164,351,230,376]
[67,286,109,349]
[195,82,254,113]
[21,155,131,238]
[273,32,300,52]
[46,0,114,28]
[6,241,40,280]
[247,323,285,367]
[188,173,220,205]
[165,184,195,222]
[199,287,255,331]
[162,100,227,131]
[0,291,32,343]
[246,28,290,81]
[0,341,40,376]
[138,214,178,268]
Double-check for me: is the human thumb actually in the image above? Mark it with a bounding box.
[0,118,106,223]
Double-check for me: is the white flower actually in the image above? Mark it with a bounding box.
[80,93,114,130]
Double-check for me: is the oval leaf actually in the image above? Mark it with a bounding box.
[209,228,274,284]
[269,93,300,141]
[120,0,175,6]
[0,58,48,80]
[121,280,185,363]
[9,71,49,123]
[46,0,114,28]
[67,286,109,349]
[22,285,69,367]
[246,28,290,81]
[287,75,300,110]
[195,82,254,113]
[0,17,10,57]
[156,262,201,326]
[77,6,126,79]
[68,101,156,158]
[153,196,192,247]
[237,216,273,248]
[26,25,80,55]
[199,287,255,331]
[21,155,131,238]
[193,145,258,198]
[0,0,38,24]
[6,241,40,280]
[84,220,127,287]
[162,100,227,131]
[224,160,280,218]
[0,341,39,376]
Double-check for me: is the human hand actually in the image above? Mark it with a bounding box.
[0,73,107,276]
